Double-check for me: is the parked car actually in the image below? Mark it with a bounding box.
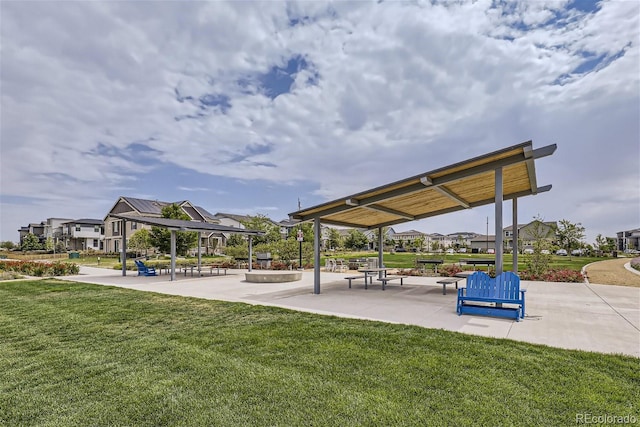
[458,248,467,253]
[395,247,407,252]
[523,248,534,255]
[487,248,495,254]
[571,249,583,256]
[556,249,567,256]
[446,248,455,254]
[541,249,550,255]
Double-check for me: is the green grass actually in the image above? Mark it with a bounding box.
[327,251,603,271]
[1,280,638,426]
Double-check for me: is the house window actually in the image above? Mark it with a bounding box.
[114,240,119,252]
[94,225,100,233]
[113,221,120,233]
[75,225,81,232]
[93,239,98,247]
[131,222,137,230]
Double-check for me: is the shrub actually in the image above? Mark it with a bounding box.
[631,257,640,272]
[439,264,462,277]
[0,260,78,277]
[519,269,583,283]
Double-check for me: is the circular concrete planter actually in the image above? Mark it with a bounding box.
[245,271,302,283]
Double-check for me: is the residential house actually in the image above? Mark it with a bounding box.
[445,232,478,249]
[470,234,495,253]
[504,220,557,252]
[617,228,640,252]
[18,222,46,246]
[61,219,104,251]
[392,229,427,250]
[103,196,220,254]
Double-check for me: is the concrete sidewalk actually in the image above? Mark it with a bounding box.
[63,266,640,358]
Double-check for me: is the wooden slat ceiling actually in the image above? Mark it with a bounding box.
[289,141,556,229]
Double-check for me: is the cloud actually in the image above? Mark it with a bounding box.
[1,0,638,243]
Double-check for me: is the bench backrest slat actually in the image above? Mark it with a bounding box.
[465,271,520,299]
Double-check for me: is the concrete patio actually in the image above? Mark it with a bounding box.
[63,266,640,358]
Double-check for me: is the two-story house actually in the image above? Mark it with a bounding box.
[504,220,557,252]
[61,219,104,251]
[103,196,220,254]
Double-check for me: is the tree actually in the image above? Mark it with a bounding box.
[241,215,281,246]
[344,229,368,250]
[149,204,198,256]
[412,236,425,252]
[226,233,246,247]
[556,219,586,256]
[326,228,343,250]
[21,233,42,251]
[128,229,152,257]
[0,241,15,250]
[525,216,553,276]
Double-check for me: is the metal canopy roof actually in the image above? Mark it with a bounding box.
[110,214,265,236]
[289,141,557,229]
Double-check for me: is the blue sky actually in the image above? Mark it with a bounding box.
[1,0,638,243]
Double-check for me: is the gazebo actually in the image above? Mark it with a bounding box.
[289,140,557,294]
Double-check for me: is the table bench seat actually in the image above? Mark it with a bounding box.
[345,274,368,288]
[436,277,464,295]
[376,275,408,290]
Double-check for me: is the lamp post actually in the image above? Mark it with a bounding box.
[297,229,303,270]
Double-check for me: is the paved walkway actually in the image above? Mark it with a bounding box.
[64,267,640,358]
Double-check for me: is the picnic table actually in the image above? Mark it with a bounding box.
[459,259,495,270]
[416,259,444,273]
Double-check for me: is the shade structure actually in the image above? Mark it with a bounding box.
[288,140,557,294]
[290,141,555,229]
[109,213,265,281]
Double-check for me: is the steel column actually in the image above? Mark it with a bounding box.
[121,220,127,276]
[248,236,253,272]
[314,218,321,294]
[495,168,503,275]
[512,198,518,274]
[170,230,176,281]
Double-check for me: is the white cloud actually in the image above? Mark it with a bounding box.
[1,0,638,243]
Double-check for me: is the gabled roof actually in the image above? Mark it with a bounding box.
[289,141,556,229]
[213,212,252,223]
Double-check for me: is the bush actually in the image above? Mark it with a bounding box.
[631,257,640,272]
[519,269,583,283]
[439,264,462,277]
[0,260,79,276]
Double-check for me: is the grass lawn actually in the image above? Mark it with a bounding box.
[327,251,603,272]
[1,280,638,426]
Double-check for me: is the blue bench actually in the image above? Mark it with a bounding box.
[134,260,157,277]
[456,271,525,321]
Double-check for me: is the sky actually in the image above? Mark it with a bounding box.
[1,0,639,244]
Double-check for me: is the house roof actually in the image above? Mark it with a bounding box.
[62,219,104,225]
[289,141,556,229]
[471,234,496,242]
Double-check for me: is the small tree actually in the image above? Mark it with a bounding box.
[326,228,343,250]
[149,204,198,256]
[0,241,16,250]
[21,233,42,251]
[129,229,152,257]
[412,236,425,252]
[525,216,553,277]
[556,219,586,257]
[344,229,368,251]
[241,215,282,246]
[226,233,246,247]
